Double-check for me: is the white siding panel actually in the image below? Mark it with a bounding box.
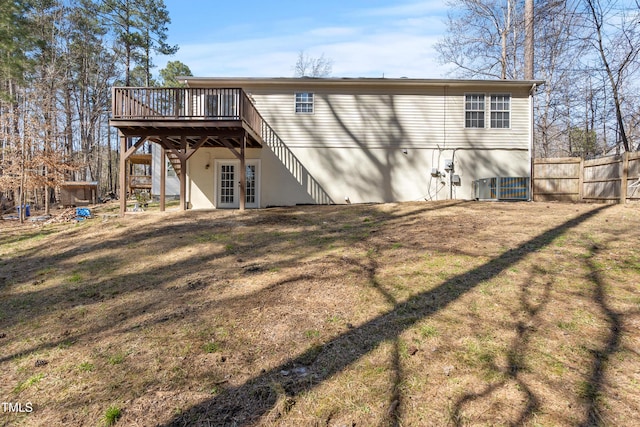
[444,86,530,150]
[252,90,447,149]
[151,143,180,197]
[249,85,530,152]
[187,148,262,209]
[255,145,530,205]
[183,80,534,207]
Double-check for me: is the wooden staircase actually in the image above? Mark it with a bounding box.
[166,151,182,176]
[128,153,152,192]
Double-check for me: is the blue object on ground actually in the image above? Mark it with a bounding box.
[16,205,30,217]
[76,207,91,218]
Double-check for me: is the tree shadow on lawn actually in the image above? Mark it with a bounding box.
[578,242,624,427]
[435,215,632,427]
[451,265,551,426]
[162,205,611,427]
[0,202,462,365]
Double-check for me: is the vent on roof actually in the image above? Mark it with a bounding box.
[473,177,530,201]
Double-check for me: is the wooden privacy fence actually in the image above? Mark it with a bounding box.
[533,152,640,203]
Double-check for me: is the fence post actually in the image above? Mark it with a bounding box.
[530,157,535,201]
[578,158,584,201]
[620,151,629,204]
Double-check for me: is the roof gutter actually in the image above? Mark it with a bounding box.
[180,76,547,89]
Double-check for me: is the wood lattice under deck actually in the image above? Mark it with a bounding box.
[110,87,267,214]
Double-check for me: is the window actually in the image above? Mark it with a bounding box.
[295,92,314,113]
[490,94,510,128]
[465,93,511,129]
[205,94,218,117]
[465,94,485,128]
[205,92,237,117]
[220,164,235,204]
[245,164,256,205]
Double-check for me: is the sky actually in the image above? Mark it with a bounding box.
[157,0,453,79]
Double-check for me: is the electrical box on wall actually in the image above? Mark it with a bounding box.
[444,159,454,172]
[452,174,461,185]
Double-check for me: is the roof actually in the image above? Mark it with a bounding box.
[181,76,545,90]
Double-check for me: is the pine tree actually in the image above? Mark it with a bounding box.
[99,0,176,86]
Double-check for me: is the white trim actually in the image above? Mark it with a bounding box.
[294,91,314,114]
[489,93,512,130]
[464,92,486,129]
[528,85,535,200]
[216,160,238,208]
[214,159,261,209]
[184,76,545,89]
[463,92,512,130]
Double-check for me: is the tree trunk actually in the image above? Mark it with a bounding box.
[587,0,631,152]
[524,0,534,79]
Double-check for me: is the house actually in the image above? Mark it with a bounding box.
[110,77,544,214]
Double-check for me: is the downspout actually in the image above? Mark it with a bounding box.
[529,83,537,201]
[449,149,457,201]
[444,85,448,200]
[443,85,448,149]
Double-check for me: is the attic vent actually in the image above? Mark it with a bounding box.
[473,177,530,201]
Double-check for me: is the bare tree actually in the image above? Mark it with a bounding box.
[0,87,78,222]
[0,0,179,215]
[436,0,521,79]
[533,0,590,157]
[524,0,534,79]
[584,0,640,152]
[293,51,333,77]
[439,0,640,157]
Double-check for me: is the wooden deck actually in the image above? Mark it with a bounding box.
[110,87,265,149]
[110,87,267,214]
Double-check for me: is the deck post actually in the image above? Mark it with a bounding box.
[178,136,187,211]
[160,146,166,212]
[179,155,187,211]
[109,87,265,214]
[119,132,127,216]
[239,135,246,211]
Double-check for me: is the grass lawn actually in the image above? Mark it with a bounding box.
[1,201,639,426]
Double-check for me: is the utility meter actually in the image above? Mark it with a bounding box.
[444,159,454,172]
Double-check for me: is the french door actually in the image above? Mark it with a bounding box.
[216,160,259,208]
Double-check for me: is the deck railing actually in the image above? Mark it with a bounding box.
[129,175,152,188]
[112,87,264,139]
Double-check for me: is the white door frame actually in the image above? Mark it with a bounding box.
[215,159,260,209]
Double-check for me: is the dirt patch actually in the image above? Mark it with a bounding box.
[1,201,639,426]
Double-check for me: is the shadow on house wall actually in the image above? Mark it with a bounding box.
[261,120,334,205]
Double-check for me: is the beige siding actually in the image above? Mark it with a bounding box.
[187,148,262,209]
[247,84,530,151]
[252,88,446,149]
[265,146,529,204]
[184,79,535,208]
[185,145,530,207]
[445,86,531,149]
